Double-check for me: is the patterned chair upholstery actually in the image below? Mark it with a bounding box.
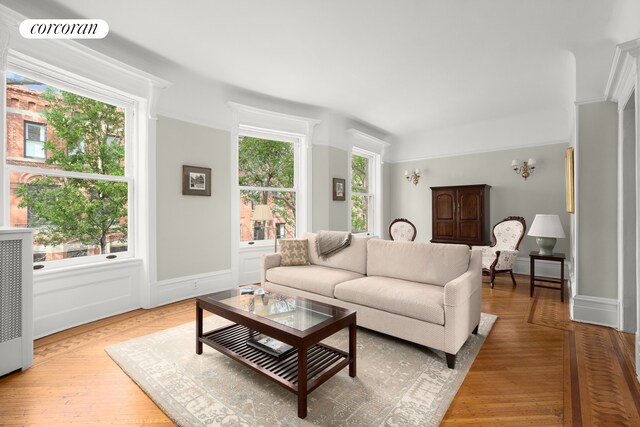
[388,218,417,241]
[472,216,526,288]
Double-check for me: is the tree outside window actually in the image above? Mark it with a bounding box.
[351,153,371,233]
[6,74,129,262]
[238,135,296,242]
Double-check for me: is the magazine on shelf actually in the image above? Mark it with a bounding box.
[246,334,294,357]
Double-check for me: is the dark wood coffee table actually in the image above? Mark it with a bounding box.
[196,288,357,419]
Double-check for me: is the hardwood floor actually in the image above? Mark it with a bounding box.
[0,274,638,426]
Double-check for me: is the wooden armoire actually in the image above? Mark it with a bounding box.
[430,184,491,246]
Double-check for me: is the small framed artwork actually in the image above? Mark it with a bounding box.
[182,165,212,196]
[333,178,346,201]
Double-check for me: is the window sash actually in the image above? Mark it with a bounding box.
[350,148,376,235]
[237,132,300,246]
[4,66,134,268]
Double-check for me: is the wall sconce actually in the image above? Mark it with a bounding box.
[512,158,536,180]
[404,168,422,185]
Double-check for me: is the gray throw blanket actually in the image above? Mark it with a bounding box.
[316,230,352,259]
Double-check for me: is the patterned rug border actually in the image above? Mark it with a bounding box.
[106,312,497,426]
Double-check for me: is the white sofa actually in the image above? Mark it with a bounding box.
[261,232,482,368]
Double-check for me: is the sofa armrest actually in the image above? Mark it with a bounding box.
[443,249,482,306]
[260,253,282,286]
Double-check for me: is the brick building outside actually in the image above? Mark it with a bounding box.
[6,84,125,260]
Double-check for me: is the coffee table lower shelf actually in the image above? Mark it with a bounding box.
[200,323,350,397]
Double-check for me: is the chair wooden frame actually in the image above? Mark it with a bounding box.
[484,216,527,288]
[388,218,417,241]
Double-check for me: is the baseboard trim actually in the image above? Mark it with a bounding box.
[571,294,619,328]
[154,269,233,306]
[513,256,570,279]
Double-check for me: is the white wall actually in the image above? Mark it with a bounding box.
[575,101,618,300]
[155,116,231,281]
[312,145,349,232]
[387,143,570,261]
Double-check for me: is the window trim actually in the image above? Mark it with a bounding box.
[23,120,47,160]
[237,125,301,249]
[4,63,135,269]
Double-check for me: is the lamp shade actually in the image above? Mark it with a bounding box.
[252,204,273,221]
[528,214,565,238]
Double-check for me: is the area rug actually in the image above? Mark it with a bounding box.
[106,313,497,426]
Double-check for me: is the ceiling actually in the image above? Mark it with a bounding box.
[3,0,640,144]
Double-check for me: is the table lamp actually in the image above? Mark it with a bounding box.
[528,214,565,256]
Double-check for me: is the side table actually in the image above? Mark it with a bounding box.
[529,251,565,302]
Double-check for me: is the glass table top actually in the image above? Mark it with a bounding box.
[202,288,338,331]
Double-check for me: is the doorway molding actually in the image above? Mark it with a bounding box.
[605,38,640,382]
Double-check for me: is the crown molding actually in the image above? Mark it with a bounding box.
[227,102,322,127]
[388,139,568,164]
[604,38,640,103]
[347,128,391,147]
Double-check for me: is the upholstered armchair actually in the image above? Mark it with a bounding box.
[472,216,526,288]
[388,218,417,241]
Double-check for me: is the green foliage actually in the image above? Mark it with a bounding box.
[351,155,369,232]
[238,137,296,234]
[16,88,127,254]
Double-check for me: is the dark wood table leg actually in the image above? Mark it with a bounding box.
[561,258,565,302]
[196,303,203,355]
[530,256,535,297]
[349,320,357,377]
[297,346,308,418]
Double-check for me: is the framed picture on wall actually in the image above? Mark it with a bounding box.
[182,165,212,196]
[565,148,574,213]
[333,178,346,201]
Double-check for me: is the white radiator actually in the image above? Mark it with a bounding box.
[0,228,33,376]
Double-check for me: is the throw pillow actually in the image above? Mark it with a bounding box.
[280,239,310,266]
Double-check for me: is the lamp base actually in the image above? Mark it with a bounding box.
[536,237,557,256]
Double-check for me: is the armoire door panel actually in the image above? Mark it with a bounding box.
[458,191,481,221]
[434,193,455,220]
[459,222,481,240]
[436,222,455,238]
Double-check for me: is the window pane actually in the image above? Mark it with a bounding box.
[351,154,369,193]
[238,136,294,188]
[25,140,45,159]
[9,172,128,261]
[6,72,125,176]
[351,195,369,233]
[240,190,296,242]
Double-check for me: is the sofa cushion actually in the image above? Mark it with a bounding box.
[279,239,310,266]
[367,239,470,286]
[334,276,445,325]
[266,265,365,298]
[305,232,369,275]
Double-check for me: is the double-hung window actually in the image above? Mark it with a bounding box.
[351,146,381,235]
[5,71,132,266]
[238,127,299,245]
[24,121,46,159]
